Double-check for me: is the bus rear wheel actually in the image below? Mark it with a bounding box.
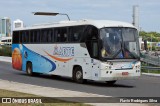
[73,67,85,83]
[26,63,33,76]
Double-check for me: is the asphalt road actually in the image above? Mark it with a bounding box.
[0,61,160,97]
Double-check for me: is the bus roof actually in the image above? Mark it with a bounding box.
[1,37,12,40]
[13,20,136,31]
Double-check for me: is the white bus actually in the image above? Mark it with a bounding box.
[0,37,12,46]
[12,20,141,84]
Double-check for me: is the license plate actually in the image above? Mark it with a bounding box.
[122,72,129,76]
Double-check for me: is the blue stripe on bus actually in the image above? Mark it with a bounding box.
[22,45,56,72]
[12,44,56,73]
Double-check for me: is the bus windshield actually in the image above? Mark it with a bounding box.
[100,27,140,59]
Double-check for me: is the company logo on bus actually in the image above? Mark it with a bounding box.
[53,45,74,57]
[44,45,74,62]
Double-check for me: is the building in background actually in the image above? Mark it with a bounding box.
[0,18,2,38]
[0,17,11,37]
[0,19,1,37]
[0,17,12,46]
[13,19,24,29]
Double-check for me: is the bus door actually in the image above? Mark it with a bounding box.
[85,26,100,80]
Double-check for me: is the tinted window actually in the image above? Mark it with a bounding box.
[86,26,99,40]
[47,29,53,42]
[30,30,40,43]
[68,26,84,42]
[35,30,40,42]
[19,32,22,43]
[22,31,29,43]
[41,29,47,43]
[54,28,67,42]
[13,31,19,44]
[41,29,53,43]
[30,30,34,43]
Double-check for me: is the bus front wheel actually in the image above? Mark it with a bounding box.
[26,62,33,76]
[73,67,85,83]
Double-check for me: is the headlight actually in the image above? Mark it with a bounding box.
[135,65,140,69]
[106,66,109,69]
[105,66,111,69]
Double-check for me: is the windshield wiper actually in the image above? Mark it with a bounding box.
[123,46,138,59]
[112,43,139,59]
[112,41,123,59]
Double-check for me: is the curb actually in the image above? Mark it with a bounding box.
[0,56,12,63]
[0,79,107,97]
[142,73,160,77]
[0,79,147,106]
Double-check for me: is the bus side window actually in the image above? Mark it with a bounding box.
[61,28,67,42]
[27,31,29,43]
[13,31,19,44]
[68,26,84,42]
[54,28,67,42]
[19,31,22,43]
[30,30,34,43]
[36,30,40,43]
[22,31,25,43]
[47,29,53,43]
[30,30,40,43]
[33,30,37,43]
[54,28,60,42]
[22,31,29,43]
[87,26,98,40]
[41,29,48,43]
[51,29,54,42]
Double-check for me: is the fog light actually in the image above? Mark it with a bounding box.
[106,66,109,69]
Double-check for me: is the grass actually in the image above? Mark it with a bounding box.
[0,45,12,57]
[141,69,160,74]
[0,89,91,106]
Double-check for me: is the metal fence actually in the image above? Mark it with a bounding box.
[141,66,160,70]
[141,53,160,66]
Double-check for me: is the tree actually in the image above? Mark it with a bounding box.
[139,31,160,42]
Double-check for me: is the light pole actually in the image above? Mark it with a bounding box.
[32,12,71,21]
[151,34,152,51]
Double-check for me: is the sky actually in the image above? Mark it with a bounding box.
[0,0,160,32]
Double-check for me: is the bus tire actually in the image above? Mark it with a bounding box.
[26,62,33,76]
[73,67,85,83]
[106,80,116,85]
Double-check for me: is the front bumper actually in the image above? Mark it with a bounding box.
[95,69,141,81]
